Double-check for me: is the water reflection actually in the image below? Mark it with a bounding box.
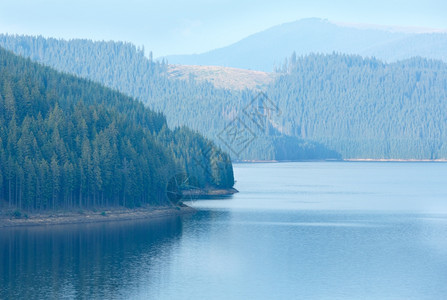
[2,162,447,299]
[0,217,184,299]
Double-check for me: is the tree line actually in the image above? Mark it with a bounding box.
[270,52,447,158]
[0,46,234,210]
[0,34,338,161]
[3,36,445,159]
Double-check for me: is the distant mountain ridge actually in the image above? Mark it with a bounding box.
[165,18,447,71]
[267,53,447,159]
[0,35,336,161]
[2,35,446,160]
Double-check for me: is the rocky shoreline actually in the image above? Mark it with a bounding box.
[181,187,239,197]
[0,205,195,228]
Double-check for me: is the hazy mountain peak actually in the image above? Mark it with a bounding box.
[165,18,447,71]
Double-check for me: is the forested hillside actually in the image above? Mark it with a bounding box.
[0,34,335,161]
[268,53,447,158]
[2,35,444,160]
[0,47,234,211]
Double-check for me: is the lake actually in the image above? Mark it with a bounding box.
[1,162,447,299]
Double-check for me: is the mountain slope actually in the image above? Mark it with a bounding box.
[4,35,445,160]
[165,18,447,71]
[0,46,234,210]
[0,34,337,161]
[167,64,275,90]
[267,53,447,159]
[0,36,447,160]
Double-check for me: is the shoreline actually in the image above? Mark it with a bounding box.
[0,205,195,228]
[234,159,447,163]
[344,158,447,162]
[182,187,239,197]
[0,187,238,228]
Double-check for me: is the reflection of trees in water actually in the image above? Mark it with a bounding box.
[0,217,184,299]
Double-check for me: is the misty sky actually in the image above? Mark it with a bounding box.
[1,0,446,57]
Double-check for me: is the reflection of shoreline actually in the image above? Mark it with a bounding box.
[0,209,186,300]
[0,205,195,228]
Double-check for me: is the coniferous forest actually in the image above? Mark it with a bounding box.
[270,53,447,158]
[2,8,447,300]
[0,35,338,161]
[1,35,446,160]
[0,47,234,211]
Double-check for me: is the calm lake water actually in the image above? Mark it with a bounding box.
[1,162,447,299]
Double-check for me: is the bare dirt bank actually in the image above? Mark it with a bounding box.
[0,205,195,228]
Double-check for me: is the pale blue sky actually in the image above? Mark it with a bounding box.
[1,0,446,57]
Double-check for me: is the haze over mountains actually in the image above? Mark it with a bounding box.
[166,18,447,72]
[0,35,338,161]
[1,17,447,161]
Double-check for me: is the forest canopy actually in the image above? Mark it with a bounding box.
[1,35,446,159]
[269,53,447,158]
[0,35,338,161]
[0,47,234,211]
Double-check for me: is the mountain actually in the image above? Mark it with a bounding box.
[0,34,337,161]
[267,53,447,159]
[0,46,234,211]
[165,18,447,72]
[3,35,445,160]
